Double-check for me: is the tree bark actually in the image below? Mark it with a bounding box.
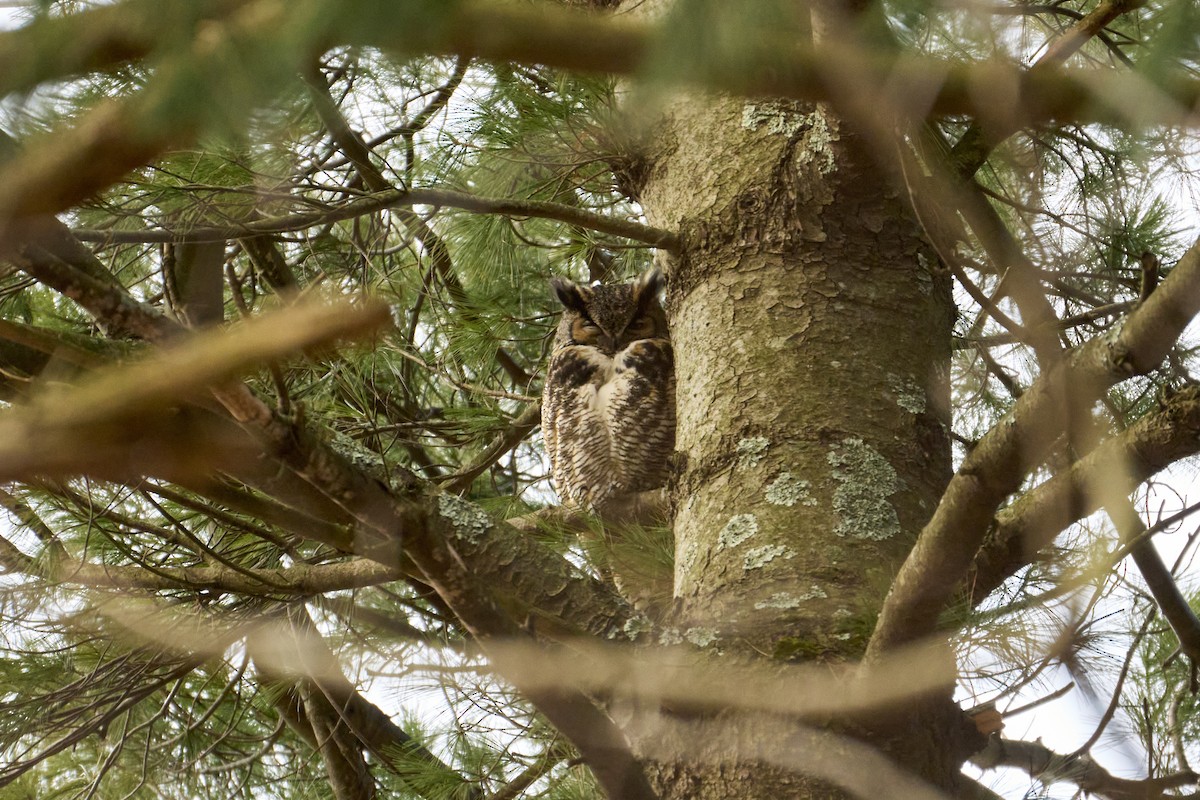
[625,86,961,795]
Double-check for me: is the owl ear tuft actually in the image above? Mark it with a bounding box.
[551,277,590,312]
[632,268,664,307]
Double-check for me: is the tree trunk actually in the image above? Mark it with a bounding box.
[625,88,963,796]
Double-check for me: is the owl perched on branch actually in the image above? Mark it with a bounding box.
[542,268,676,510]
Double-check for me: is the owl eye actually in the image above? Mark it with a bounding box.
[626,315,656,339]
[572,317,603,343]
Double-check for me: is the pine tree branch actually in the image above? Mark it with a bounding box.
[71,187,678,250]
[969,385,1200,603]
[250,607,479,800]
[948,0,1147,177]
[8,212,636,642]
[0,1,1194,254]
[3,0,1196,130]
[0,653,205,787]
[970,737,1198,800]
[866,235,1200,661]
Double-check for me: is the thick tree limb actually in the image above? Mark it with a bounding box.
[970,385,1200,602]
[2,0,1197,133]
[949,0,1147,176]
[0,1,1196,253]
[971,737,1198,800]
[866,236,1200,661]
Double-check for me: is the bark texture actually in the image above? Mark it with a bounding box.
[624,87,959,796]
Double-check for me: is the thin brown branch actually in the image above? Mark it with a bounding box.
[71,188,680,251]
[485,742,570,800]
[442,404,541,494]
[1108,499,1200,667]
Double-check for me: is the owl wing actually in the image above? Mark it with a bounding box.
[542,345,615,507]
[606,338,675,495]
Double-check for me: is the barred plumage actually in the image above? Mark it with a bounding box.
[542,269,675,510]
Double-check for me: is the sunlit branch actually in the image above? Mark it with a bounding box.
[0,0,250,98]
[4,0,1198,130]
[970,737,1198,800]
[867,235,1200,661]
[948,0,1147,177]
[0,1,1195,253]
[970,385,1200,603]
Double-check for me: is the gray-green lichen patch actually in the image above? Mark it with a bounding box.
[685,627,719,648]
[916,253,935,295]
[328,429,387,482]
[737,436,770,468]
[678,539,700,574]
[765,472,816,507]
[718,514,759,549]
[754,585,827,610]
[658,627,685,646]
[436,494,492,543]
[743,544,795,571]
[621,614,653,641]
[796,109,838,175]
[888,374,926,415]
[827,438,901,541]
[741,101,806,135]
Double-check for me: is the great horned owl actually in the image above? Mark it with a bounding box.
[542,268,675,510]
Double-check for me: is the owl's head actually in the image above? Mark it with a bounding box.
[550,268,668,354]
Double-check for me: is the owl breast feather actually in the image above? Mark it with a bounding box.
[543,339,675,509]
